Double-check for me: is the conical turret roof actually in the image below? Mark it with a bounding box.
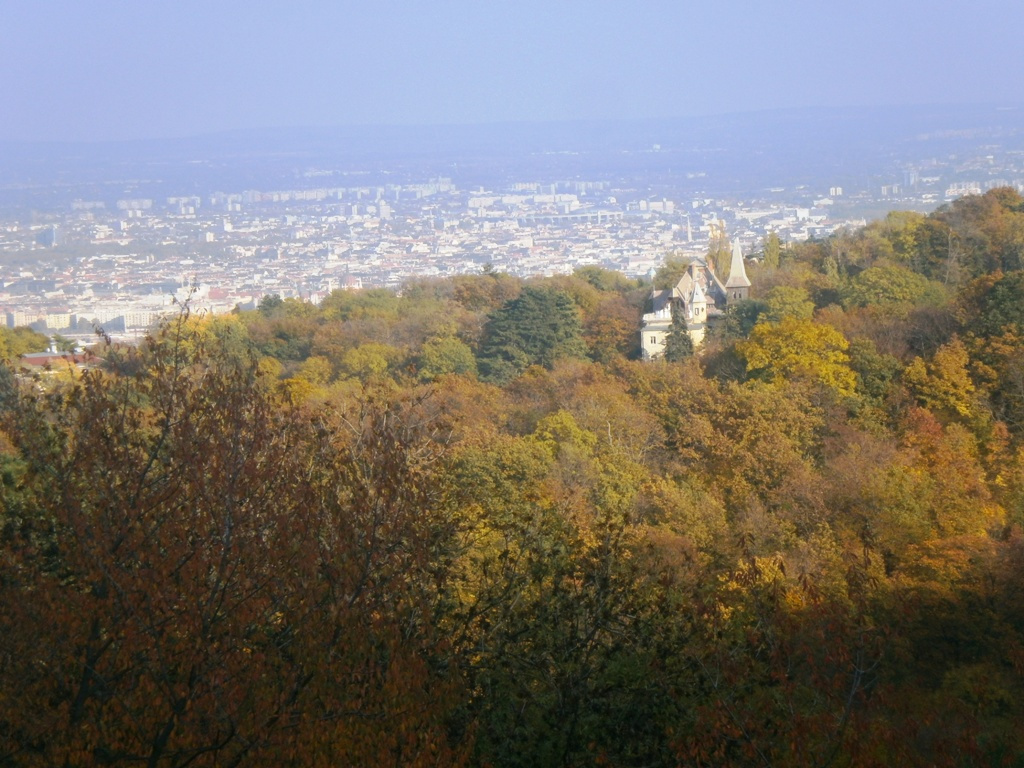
[725,239,751,289]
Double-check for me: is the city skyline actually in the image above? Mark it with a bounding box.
[3,121,1020,344]
[2,0,1023,142]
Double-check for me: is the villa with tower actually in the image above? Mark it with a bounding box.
[640,239,751,360]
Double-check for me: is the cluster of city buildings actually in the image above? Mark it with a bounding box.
[1,148,1023,345]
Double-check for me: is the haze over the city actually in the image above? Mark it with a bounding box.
[2,0,1023,342]
[2,0,1022,143]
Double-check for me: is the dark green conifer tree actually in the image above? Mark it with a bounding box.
[477,285,587,383]
[664,302,694,361]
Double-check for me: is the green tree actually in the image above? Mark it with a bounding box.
[419,335,478,379]
[709,298,766,343]
[258,293,284,315]
[319,287,401,323]
[239,311,316,361]
[573,265,639,293]
[841,264,933,311]
[653,254,692,289]
[339,342,403,381]
[762,231,782,270]
[49,334,76,353]
[962,270,1024,339]
[708,227,731,277]
[0,326,49,360]
[664,303,694,361]
[880,210,926,262]
[847,337,902,405]
[477,285,588,384]
[761,285,815,323]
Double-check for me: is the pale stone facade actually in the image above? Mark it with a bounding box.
[640,241,751,360]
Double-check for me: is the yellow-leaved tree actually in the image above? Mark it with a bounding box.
[903,336,976,419]
[737,317,856,398]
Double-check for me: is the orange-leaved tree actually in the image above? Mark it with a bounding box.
[0,317,469,767]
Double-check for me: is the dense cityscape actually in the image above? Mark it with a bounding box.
[3,122,1024,345]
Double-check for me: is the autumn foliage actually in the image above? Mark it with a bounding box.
[4,189,1024,765]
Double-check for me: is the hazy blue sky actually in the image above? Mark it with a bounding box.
[2,0,1021,142]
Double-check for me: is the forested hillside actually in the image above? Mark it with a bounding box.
[4,188,1024,766]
